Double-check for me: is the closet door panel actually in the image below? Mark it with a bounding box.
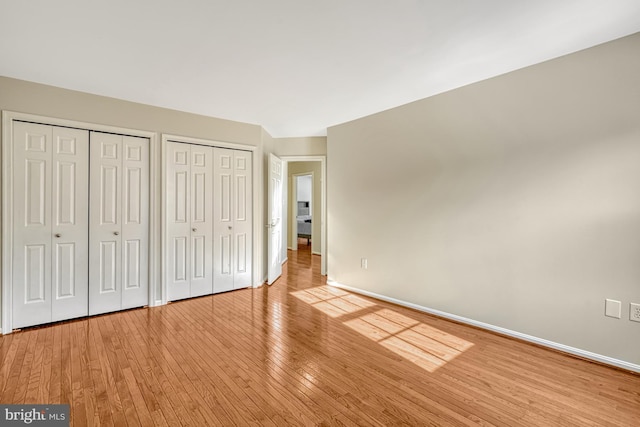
[167,142,191,300]
[166,143,252,297]
[89,132,122,315]
[121,136,149,308]
[213,148,234,293]
[233,151,252,289]
[12,122,53,328]
[51,126,89,321]
[190,146,213,297]
[13,123,90,327]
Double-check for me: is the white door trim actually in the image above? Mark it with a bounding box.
[160,134,260,304]
[2,110,160,334]
[290,174,298,251]
[280,156,327,276]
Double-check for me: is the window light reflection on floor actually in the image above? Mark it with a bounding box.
[290,286,474,372]
[291,286,376,317]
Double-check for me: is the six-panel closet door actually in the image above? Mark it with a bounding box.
[11,126,251,327]
[89,132,149,315]
[12,122,89,328]
[213,148,252,292]
[166,141,214,300]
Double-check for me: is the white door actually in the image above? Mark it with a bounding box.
[89,132,149,315]
[189,145,214,297]
[12,122,89,328]
[213,148,253,292]
[167,141,191,300]
[267,153,283,285]
[121,136,150,308]
[213,148,234,293]
[233,150,252,289]
[166,142,214,300]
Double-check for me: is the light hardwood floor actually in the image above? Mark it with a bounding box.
[1,244,639,426]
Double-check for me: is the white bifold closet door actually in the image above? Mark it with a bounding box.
[12,122,89,328]
[213,148,253,292]
[166,141,214,300]
[89,132,149,315]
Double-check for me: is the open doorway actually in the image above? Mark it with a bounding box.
[279,156,326,275]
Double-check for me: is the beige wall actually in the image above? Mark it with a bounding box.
[288,161,322,254]
[0,76,263,145]
[272,136,327,156]
[327,33,640,365]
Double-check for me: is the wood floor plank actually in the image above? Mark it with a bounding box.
[1,244,639,426]
[49,323,62,405]
[89,316,127,427]
[76,322,100,427]
[70,323,88,427]
[99,315,143,427]
[8,327,36,402]
[0,333,17,396]
[37,327,54,404]
[24,328,45,402]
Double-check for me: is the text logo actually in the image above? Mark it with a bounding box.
[0,405,69,426]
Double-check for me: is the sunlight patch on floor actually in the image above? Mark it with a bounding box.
[291,286,376,318]
[291,286,474,372]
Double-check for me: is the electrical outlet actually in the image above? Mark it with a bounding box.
[630,303,640,323]
[360,258,368,269]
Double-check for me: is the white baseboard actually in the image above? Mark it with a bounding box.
[312,251,321,256]
[327,280,640,374]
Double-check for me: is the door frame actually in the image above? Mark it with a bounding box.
[280,156,327,275]
[160,134,260,305]
[2,110,159,334]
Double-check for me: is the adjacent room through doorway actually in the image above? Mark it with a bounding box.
[286,161,322,257]
[294,174,312,247]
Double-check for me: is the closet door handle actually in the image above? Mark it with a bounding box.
[228,226,232,230]
[192,228,197,232]
[55,233,61,238]
[113,231,119,236]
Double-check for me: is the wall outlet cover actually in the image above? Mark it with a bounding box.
[630,303,640,323]
[605,299,622,319]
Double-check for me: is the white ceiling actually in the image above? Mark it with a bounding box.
[1,1,639,137]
